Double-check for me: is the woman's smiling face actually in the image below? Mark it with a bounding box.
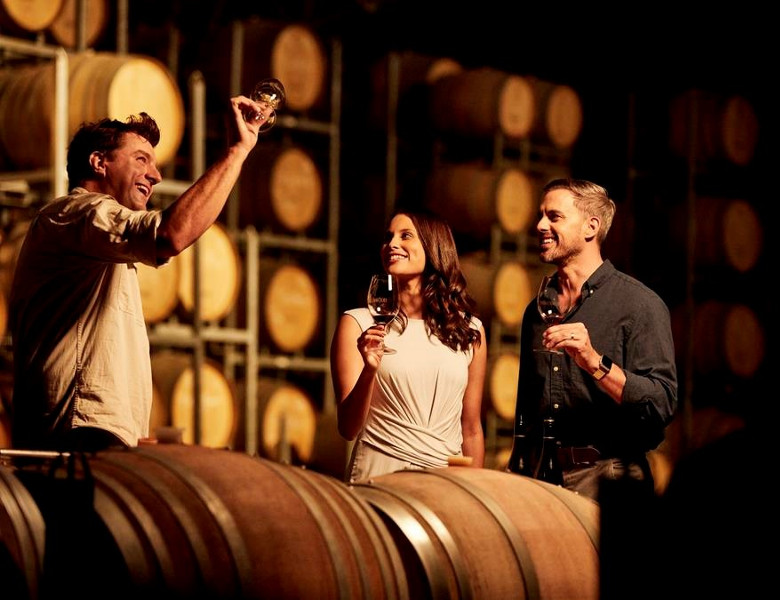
[382,213,426,278]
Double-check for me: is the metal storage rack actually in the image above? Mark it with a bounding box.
[146,23,343,457]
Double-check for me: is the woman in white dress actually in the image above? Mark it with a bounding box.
[330,210,487,483]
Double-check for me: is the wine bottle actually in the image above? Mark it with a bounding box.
[506,414,531,476]
[536,417,563,485]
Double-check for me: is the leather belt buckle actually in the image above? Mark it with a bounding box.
[557,445,602,470]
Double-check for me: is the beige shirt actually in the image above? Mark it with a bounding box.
[9,189,163,448]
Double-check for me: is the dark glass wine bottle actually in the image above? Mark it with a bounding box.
[536,417,563,485]
[507,414,531,476]
[506,433,528,475]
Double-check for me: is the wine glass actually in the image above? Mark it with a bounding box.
[535,274,567,354]
[367,273,400,354]
[246,77,286,133]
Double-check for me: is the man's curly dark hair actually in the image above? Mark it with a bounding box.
[66,112,160,187]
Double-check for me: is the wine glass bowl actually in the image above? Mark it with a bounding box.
[367,273,400,354]
[537,275,565,325]
[535,274,567,354]
[247,78,286,133]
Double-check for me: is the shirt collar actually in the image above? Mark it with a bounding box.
[582,259,615,296]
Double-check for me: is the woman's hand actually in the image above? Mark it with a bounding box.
[358,324,388,369]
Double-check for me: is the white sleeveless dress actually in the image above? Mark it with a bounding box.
[343,308,481,483]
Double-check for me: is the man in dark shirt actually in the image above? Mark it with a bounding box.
[508,178,678,501]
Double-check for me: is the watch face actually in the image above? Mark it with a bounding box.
[593,356,612,380]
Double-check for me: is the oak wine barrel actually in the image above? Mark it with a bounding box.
[669,90,759,166]
[369,51,463,130]
[202,19,328,115]
[238,145,324,234]
[47,0,109,48]
[0,51,184,170]
[256,378,317,464]
[3,445,409,599]
[671,197,762,273]
[527,76,583,149]
[177,222,242,323]
[672,300,765,379]
[136,259,180,324]
[429,68,583,148]
[352,467,599,599]
[0,463,46,600]
[430,67,535,139]
[150,350,237,448]
[460,253,542,328]
[0,0,64,35]
[425,163,538,240]
[487,350,519,421]
[259,259,321,353]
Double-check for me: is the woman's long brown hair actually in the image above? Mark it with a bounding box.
[392,210,481,353]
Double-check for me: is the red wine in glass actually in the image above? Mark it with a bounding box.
[535,274,567,354]
[367,273,399,354]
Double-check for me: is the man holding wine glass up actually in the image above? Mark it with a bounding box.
[330,210,487,483]
[508,178,678,501]
[8,83,282,452]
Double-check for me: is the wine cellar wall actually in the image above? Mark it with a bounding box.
[627,88,767,489]
[0,4,348,477]
[0,1,770,486]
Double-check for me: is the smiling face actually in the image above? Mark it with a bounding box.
[382,213,426,279]
[93,132,161,211]
[537,187,590,265]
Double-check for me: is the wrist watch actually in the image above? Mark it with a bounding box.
[592,355,613,381]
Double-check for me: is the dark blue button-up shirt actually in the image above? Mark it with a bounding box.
[515,260,678,457]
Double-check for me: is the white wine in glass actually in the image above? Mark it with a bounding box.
[535,274,567,354]
[245,77,286,133]
[367,273,400,354]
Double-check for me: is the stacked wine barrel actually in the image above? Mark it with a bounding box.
[0,50,184,171]
[666,92,765,386]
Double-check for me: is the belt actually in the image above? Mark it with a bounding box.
[556,445,602,471]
